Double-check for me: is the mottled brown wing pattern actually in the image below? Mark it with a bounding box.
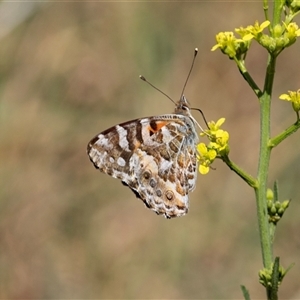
[87,113,198,218]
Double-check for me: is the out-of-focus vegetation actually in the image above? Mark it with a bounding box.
[0,2,300,298]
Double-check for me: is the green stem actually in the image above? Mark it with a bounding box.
[272,0,285,27]
[220,155,258,188]
[234,58,262,97]
[263,0,270,25]
[269,119,300,148]
[256,53,277,272]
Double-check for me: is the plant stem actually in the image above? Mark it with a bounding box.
[269,119,300,148]
[234,59,262,97]
[272,0,285,27]
[220,155,258,188]
[263,0,269,24]
[255,54,277,271]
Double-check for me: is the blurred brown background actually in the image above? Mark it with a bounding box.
[1,2,300,299]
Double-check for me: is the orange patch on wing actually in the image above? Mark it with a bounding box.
[148,120,169,134]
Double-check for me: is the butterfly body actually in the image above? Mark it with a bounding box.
[87,95,199,218]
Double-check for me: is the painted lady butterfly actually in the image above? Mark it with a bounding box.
[87,49,201,218]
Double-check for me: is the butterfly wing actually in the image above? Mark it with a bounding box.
[87,115,198,218]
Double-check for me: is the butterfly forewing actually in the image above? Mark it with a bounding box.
[87,106,198,218]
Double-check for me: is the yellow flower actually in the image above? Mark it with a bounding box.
[214,130,230,154]
[240,20,270,41]
[207,117,226,133]
[283,22,300,46]
[197,143,217,174]
[279,89,300,112]
[211,30,253,59]
[211,32,240,58]
[197,118,230,174]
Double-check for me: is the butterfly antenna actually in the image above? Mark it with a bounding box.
[180,48,198,99]
[139,75,177,106]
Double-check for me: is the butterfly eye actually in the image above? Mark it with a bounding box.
[181,104,189,111]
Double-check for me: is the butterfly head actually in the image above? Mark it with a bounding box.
[175,95,192,116]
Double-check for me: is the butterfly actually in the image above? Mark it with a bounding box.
[87,49,202,218]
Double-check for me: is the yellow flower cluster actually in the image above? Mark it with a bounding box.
[212,20,300,57]
[258,22,300,53]
[211,31,249,59]
[197,118,229,174]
